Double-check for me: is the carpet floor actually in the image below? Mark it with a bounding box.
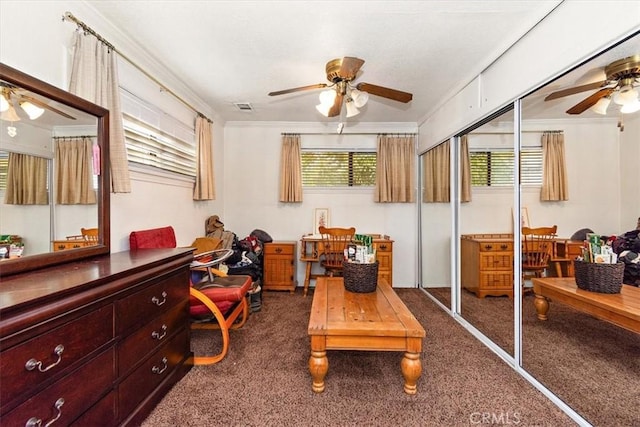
[141,288,582,427]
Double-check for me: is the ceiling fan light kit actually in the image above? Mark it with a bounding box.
[269,56,413,119]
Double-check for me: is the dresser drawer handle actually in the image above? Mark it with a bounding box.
[500,244,508,250]
[152,357,168,375]
[151,324,168,340]
[26,397,65,427]
[25,345,64,372]
[275,247,282,254]
[484,245,493,250]
[151,291,168,306]
[379,244,387,250]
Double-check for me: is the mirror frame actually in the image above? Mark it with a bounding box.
[0,62,110,276]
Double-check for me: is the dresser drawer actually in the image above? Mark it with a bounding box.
[264,243,294,255]
[71,391,116,426]
[478,241,513,252]
[118,327,189,419]
[479,272,513,289]
[116,268,189,334]
[0,305,113,407]
[3,347,115,426]
[373,241,392,253]
[479,253,512,270]
[118,301,189,375]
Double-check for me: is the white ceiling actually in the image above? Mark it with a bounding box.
[85,0,564,124]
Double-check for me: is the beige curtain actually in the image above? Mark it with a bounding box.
[540,131,568,201]
[460,135,472,202]
[279,134,302,202]
[69,31,131,193]
[193,115,215,200]
[422,141,450,203]
[375,134,415,203]
[55,137,97,205]
[4,153,48,205]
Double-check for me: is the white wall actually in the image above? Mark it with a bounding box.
[223,122,419,287]
[0,0,225,252]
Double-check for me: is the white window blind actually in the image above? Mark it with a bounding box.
[123,113,196,177]
[470,148,542,187]
[301,150,377,187]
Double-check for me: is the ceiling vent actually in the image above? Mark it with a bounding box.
[234,102,253,112]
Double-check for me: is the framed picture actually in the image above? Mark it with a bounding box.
[313,208,330,233]
[512,207,531,230]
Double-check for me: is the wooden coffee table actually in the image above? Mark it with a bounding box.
[532,277,640,334]
[307,277,425,394]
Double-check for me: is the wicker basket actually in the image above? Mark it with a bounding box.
[342,261,378,293]
[573,260,624,294]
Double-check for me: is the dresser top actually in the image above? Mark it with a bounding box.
[0,248,193,313]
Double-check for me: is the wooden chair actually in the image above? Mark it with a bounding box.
[81,227,99,242]
[318,226,356,277]
[128,226,252,365]
[522,225,557,295]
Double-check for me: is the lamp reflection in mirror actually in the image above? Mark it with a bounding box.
[19,101,44,119]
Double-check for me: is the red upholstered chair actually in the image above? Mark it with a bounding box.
[129,226,252,365]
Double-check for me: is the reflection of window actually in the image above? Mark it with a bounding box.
[301,150,376,187]
[0,152,7,190]
[123,113,196,178]
[470,148,542,186]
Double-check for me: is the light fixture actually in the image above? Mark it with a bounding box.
[620,99,640,114]
[0,91,9,112]
[350,88,369,108]
[316,89,337,116]
[0,103,20,122]
[345,100,359,118]
[19,101,45,119]
[591,96,611,115]
[315,84,368,118]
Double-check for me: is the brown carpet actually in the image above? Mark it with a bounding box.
[429,287,640,427]
[142,288,578,427]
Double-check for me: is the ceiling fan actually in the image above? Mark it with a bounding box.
[1,82,76,121]
[544,55,640,115]
[268,57,413,118]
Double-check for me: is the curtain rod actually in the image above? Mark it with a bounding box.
[469,130,563,135]
[52,135,97,139]
[62,11,212,124]
[282,132,417,136]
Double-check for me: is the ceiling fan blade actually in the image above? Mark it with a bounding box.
[566,87,615,115]
[356,82,413,103]
[544,80,607,101]
[327,93,344,117]
[268,83,327,96]
[21,95,76,120]
[338,57,365,79]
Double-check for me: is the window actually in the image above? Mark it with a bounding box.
[301,150,376,187]
[470,148,542,186]
[0,152,7,190]
[123,113,196,178]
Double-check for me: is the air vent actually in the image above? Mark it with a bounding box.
[234,102,253,112]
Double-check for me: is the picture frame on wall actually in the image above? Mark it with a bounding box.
[313,208,330,233]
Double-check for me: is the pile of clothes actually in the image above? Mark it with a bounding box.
[611,228,640,287]
[205,215,273,311]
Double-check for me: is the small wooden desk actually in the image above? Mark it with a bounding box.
[532,277,640,334]
[307,277,425,394]
[300,234,393,296]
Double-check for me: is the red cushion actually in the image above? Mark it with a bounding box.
[190,275,252,317]
[129,226,177,249]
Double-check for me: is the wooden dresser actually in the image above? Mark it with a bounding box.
[0,248,194,426]
[461,234,514,298]
[263,241,297,292]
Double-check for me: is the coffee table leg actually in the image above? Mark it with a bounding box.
[401,351,422,395]
[534,294,549,320]
[309,349,328,393]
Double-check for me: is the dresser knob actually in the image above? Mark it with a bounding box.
[25,345,64,372]
[26,397,65,426]
[151,291,168,306]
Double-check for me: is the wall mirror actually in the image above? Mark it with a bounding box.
[519,34,639,426]
[0,63,110,277]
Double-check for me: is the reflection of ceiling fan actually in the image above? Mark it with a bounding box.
[0,82,76,121]
[544,55,640,115]
[268,57,413,118]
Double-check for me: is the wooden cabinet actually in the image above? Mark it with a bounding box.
[263,241,297,292]
[461,234,514,298]
[52,239,97,251]
[0,248,193,426]
[373,239,393,286]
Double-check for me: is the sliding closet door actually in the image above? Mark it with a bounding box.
[458,108,515,357]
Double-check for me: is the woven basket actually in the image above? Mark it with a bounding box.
[342,261,378,293]
[573,260,624,294]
